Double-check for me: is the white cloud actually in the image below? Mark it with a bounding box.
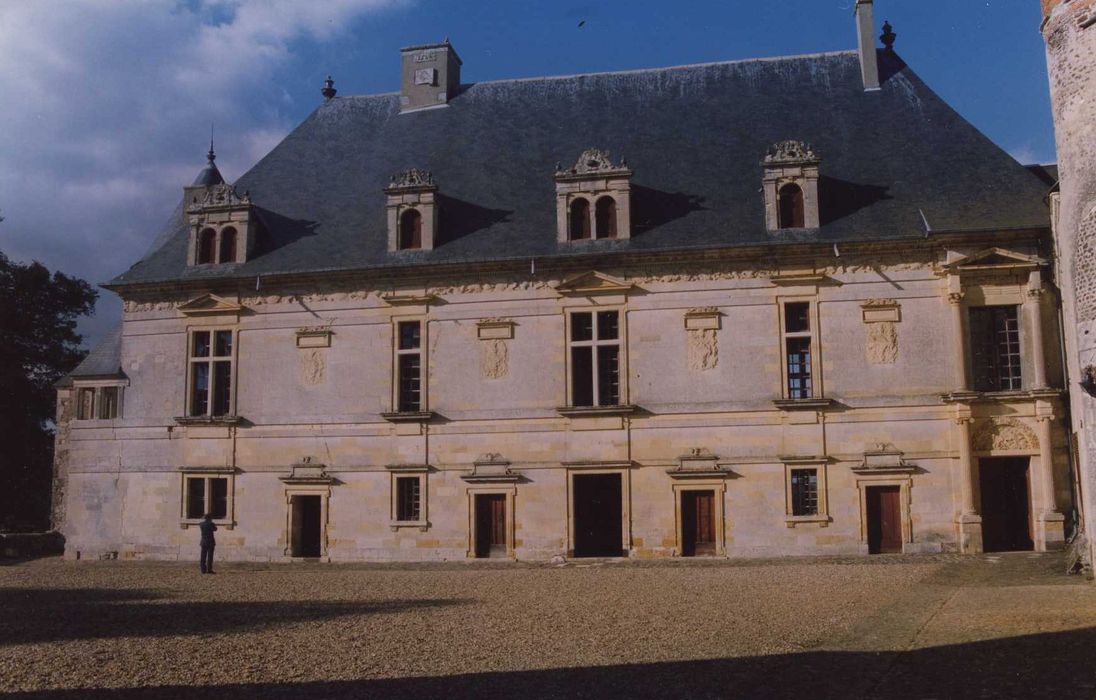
[0,0,405,344]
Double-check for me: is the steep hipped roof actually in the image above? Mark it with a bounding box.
[57,323,124,386]
[109,50,1050,288]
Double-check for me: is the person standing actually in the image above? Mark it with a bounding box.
[199,513,217,574]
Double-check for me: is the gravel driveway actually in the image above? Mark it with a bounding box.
[1,554,1094,698]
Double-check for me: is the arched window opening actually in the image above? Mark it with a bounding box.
[399,208,423,250]
[595,197,617,239]
[219,227,237,263]
[197,228,216,264]
[569,198,591,240]
[778,183,805,229]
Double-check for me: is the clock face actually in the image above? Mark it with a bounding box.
[414,68,436,86]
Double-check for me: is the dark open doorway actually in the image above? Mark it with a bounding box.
[474,494,507,558]
[866,486,903,554]
[573,473,623,557]
[290,495,322,558]
[979,457,1034,552]
[681,490,716,556]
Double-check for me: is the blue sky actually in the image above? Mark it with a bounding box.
[0,1,1055,348]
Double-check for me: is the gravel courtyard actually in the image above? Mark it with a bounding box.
[2,554,1095,699]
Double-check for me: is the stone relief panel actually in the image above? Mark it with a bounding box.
[972,417,1039,453]
[866,322,898,364]
[298,348,326,386]
[687,329,718,371]
[480,339,509,379]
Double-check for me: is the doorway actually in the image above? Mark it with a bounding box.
[979,457,1033,552]
[474,494,507,558]
[866,486,902,554]
[681,490,716,556]
[573,473,623,557]
[290,495,322,558]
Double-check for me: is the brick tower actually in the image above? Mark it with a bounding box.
[1042,0,1096,569]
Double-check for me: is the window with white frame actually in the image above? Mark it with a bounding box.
[187,329,234,417]
[74,385,123,420]
[183,474,230,521]
[782,302,813,399]
[569,310,621,407]
[395,320,424,412]
[790,469,819,516]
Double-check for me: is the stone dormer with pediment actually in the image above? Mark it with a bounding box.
[555,149,632,243]
[762,140,820,231]
[386,169,439,252]
[186,181,256,267]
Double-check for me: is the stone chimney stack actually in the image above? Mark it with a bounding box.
[400,40,462,113]
[855,0,880,91]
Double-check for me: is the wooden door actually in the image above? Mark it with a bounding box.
[475,494,507,558]
[979,458,1034,552]
[573,474,623,557]
[682,490,716,556]
[867,486,902,554]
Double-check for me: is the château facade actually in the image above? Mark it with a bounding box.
[54,2,1075,562]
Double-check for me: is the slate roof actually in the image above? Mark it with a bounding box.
[58,323,124,385]
[108,49,1050,288]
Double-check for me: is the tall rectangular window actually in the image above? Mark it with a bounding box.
[970,306,1022,391]
[783,302,812,399]
[396,476,421,521]
[396,321,423,412]
[77,388,96,420]
[188,330,234,417]
[790,469,819,516]
[98,387,120,419]
[184,476,229,520]
[569,310,621,406]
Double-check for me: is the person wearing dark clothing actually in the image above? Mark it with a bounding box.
[199,513,217,574]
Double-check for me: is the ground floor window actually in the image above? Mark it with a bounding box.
[182,474,231,522]
[396,476,421,522]
[790,469,819,516]
[784,461,828,525]
[388,468,429,529]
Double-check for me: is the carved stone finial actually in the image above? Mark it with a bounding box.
[321,75,337,100]
[763,140,820,165]
[188,182,251,211]
[386,168,436,190]
[880,21,897,51]
[556,148,630,176]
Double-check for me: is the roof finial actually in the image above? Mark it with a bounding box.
[207,122,216,164]
[322,75,337,100]
[880,20,897,52]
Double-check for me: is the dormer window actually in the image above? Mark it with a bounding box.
[399,209,423,250]
[186,183,254,267]
[197,228,216,264]
[778,183,805,229]
[219,227,237,263]
[762,141,820,231]
[595,196,617,239]
[386,169,438,252]
[555,149,632,243]
[569,198,591,240]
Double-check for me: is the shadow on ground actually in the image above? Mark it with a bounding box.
[0,588,467,645]
[8,627,1096,699]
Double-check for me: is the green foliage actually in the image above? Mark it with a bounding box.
[0,251,97,531]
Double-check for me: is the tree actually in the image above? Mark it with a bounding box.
[0,251,96,531]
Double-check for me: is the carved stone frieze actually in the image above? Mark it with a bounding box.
[188,183,250,212]
[556,148,629,176]
[971,417,1040,453]
[385,168,436,190]
[762,140,819,165]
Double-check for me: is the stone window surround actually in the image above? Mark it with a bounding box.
[672,480,727,557]
[562,193,628,241]
[72,379,127,422]
[179,467,235,530]
[192,224,241,266]
[554,148,632,243]
[387,465,430,531]
[561,304,629,410]
[184,325,239,420]
[777,296,823,402]
[465,485,517,559]
[762,142,820,231]
[385,170,438,252]
[783,458,831,527]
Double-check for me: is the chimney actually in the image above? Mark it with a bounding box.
[855,0,880,91]
[399,40,462,113]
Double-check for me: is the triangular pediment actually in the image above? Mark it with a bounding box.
[554,271,636,296]
[947,248,1045,271]
[177,294,247,316]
